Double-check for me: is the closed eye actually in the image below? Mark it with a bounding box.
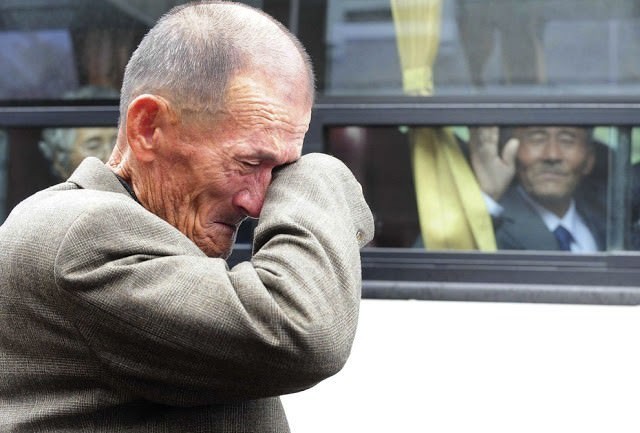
[242,160,261,167]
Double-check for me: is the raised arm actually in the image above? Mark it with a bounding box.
[54,153,374,406]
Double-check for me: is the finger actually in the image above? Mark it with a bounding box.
[477,126,499,147]
[469,126,499,151]
[501,138,520,166]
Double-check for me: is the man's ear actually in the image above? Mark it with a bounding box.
[125,94,173,162]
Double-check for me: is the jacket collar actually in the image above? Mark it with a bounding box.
[67,157,133,199]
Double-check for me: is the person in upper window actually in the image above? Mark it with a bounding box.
[469,126,605,252]
[39,126,118,180]
[39,85,119,180]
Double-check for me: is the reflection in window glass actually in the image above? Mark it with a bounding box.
[6,1,639,99]
[328,126,420,248]
[327,125,640,253]
[0,30,78,100]
[0,0,264,102]
[320,0,640,96]
[0,1,151,101]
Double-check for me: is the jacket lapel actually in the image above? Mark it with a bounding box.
[497,187,559,250]
[67,157,132,198]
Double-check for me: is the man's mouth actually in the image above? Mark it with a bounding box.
[536,169,566,179]
[216,221,238,231]
[214,218,245,233]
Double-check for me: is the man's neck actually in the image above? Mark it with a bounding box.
[517,188,571,218]
[539,201,570,219]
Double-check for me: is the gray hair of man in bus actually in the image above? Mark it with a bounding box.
[39,85,119,180]
[116,0,315,133]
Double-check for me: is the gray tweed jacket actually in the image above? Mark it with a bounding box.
[495,185,606,251]
[0,154,373,432]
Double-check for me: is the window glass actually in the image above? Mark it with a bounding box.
[0,130,7,222]
[0,125,255,243]
[3,125,118,216]
[313,0,640,97]
[327,124,639,252]
[0,0,266,103]
[7,1,638,99]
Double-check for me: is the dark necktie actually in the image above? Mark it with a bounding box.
[553,225,573,251]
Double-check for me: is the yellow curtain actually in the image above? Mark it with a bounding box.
[391,0,496,250]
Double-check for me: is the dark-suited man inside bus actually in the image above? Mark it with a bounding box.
[0,1,374,431]
[469,125,604,251]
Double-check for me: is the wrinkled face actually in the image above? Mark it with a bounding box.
[68,127,118,169]
[515,126,595,210]
[150,72,311,258]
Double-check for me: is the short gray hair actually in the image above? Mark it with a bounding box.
[119,1,315,122]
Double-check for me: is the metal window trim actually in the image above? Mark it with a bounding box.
[306,95,640,151]
[4,97,640,305]
[227,246,640,305]
[0,105,119,127]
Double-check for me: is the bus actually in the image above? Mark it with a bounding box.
[2,1,640,431]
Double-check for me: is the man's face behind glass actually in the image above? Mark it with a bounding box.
[515,126,595,210]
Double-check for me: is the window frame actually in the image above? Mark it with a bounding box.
[3,96,640,306]
[305,95,640,305]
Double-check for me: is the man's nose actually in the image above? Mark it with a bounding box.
[541,140,562,160]
[232,172,271,218]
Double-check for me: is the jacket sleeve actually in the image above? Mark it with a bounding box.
[54,153,374,406]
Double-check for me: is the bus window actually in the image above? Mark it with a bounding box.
[327,124,640,253]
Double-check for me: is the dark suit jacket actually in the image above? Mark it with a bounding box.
[0,155,374,432]
[494,185,606,251]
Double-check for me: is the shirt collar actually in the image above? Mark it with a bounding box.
[516,186,577,233]
[114,174,140,203]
